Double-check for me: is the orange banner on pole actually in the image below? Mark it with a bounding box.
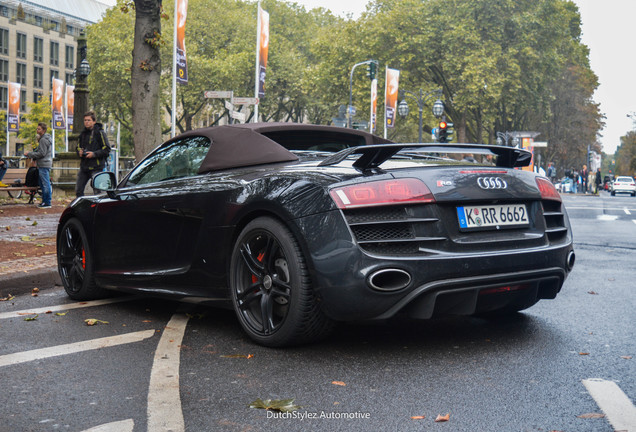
[176,0,188,84]
[8,82,20,132]
[257,7,269,97]
[384,68,399,129]
[52,78,65,129]
[66,85,74,131]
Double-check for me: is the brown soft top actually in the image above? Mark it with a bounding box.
[161,123,391,173]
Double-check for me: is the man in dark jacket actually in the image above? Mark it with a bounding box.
[76,110,110,197]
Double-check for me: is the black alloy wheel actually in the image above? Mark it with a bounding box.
[57,218,106,300]
[230,217,334,347]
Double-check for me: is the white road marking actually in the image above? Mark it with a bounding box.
[147,313,189,432]
[0,330,156,368]
[597,214,619,221]
[582,378,636,431]
[81,419,134,432]
[625,207,632,215]
[0,296,137,321]
[633,219,636,225]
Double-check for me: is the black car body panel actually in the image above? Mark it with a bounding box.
[57,123,574,344]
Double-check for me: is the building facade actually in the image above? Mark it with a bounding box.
[0,0,112,155]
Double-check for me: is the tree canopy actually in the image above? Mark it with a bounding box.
[87,0,604,172]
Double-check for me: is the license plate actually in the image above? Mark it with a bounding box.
[457,204,528,230]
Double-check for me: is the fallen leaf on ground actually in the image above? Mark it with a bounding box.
[579,352,590,355]
[331,381,346,386]
[0,295,15,301]
[411,415,426,420]
[221,354,254,359]
[435,413,450,422]
[85,318,109,326]
[32,288,39,294]
[5,226,10,231]
[31,221,38,226]
[24,315,38,321]
[55,312,67,316]
[577,413,605,419]
[249,398,301,413]
[620,355,632,360]
[36,243,44,247]
[21,236,32,242]
[587,291,598,295]
[25,217,31,221]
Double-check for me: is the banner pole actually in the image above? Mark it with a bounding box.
[383,67,388,140]
[64,83,68,152]
[5,80,8,156]
[171,0,178,137]
[253,1,261,123]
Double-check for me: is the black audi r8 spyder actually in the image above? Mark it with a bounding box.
[57,123,575,346]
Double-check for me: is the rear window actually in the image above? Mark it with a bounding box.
[616,177,633,182]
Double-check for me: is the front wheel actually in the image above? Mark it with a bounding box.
[57,218,108,300]
[7,190,22,199]
[230,217,334,347]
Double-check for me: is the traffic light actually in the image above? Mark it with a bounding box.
[438,121,448,143]
[446,122,454,142]
[366,61,377,80]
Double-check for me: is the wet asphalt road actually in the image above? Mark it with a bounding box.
[0,192,634,432]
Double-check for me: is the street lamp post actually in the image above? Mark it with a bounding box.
[397,88,443,142]
[72,31,90,135]
[496,131,518,147]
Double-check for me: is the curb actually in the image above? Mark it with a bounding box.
[0,266,61,296]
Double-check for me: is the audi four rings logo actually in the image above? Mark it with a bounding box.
[477,177,508,189]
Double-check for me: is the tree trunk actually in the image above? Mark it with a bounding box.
[132,0,162,161]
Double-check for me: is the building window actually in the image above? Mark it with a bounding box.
[16,32,27,59]
[0,59,8,81]
[16,62,26,85]
[34,66,43,88]
[50,69,59,90]
[0,86,6,109]
[65,45,74,69]
[65,72,74,85]
[50,41,59,66]
[33,91,43,103]
[0,28,8,55]
[20,89,27,112]
[34,37,43,63]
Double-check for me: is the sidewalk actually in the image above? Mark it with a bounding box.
[0,199,64,295]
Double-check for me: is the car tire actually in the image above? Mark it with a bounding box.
[230,216,334,347]
[57,218,107,300]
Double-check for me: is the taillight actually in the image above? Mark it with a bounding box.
[330,178,435,209]
[535,177,561,202]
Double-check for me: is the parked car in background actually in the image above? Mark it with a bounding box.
[611,176,636,196]
[56,123,575,346]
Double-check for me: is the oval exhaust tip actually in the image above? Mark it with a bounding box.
[368,269,412,292]
[566,251,576,271]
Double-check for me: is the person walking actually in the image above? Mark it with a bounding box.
[76,110,110,197]
[24,122,53,208]
[580,164,589,193]
[595,168,602,194]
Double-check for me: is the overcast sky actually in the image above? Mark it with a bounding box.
[289,0,636,154]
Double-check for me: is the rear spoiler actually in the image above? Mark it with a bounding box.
[318,143,532,171]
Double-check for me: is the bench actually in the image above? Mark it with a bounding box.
[1,168,39,203]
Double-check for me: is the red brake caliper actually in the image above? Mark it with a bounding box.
[81,248,86,269]
[251,252,265,283]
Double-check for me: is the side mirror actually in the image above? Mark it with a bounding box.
[91,171,117,198]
